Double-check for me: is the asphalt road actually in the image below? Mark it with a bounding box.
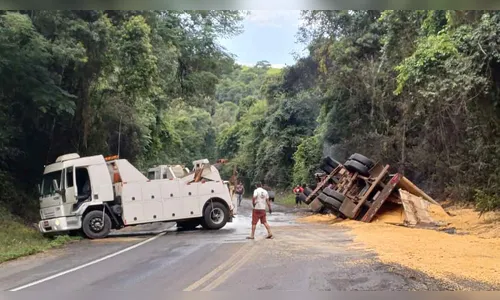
[0,200,448,292]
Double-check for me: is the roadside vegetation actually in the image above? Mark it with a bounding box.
[0,207,79,263]
[2,10,500,261]
[274,193,297,208]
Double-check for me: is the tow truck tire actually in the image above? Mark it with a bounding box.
[82,210,111,239]
[203,202,229,230]
[322,187,345,202]
[317,193,342,210]
[349,153,375,169]
[344,159,370,176]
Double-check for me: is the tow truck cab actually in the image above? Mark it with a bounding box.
[38,153,234,239]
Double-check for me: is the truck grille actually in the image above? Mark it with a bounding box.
[43,210,56,219]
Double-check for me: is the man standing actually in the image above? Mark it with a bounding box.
[247,182,273,239]
[293,185,304,208]
[235,181,245,207]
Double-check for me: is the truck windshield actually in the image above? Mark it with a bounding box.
[40,170,62,197]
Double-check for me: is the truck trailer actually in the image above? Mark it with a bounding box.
[37,153,234,239]
[300,153,441,223]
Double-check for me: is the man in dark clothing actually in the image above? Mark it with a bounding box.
[235,182,245,207]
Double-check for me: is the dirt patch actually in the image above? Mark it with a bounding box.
[338,220,500,288]
[300,205,500,288]
[298,214,340,225]
[434,206,500,239]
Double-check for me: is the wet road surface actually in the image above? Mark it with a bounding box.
[0,200,446,292]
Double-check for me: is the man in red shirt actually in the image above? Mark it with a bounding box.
[293,185,304,208]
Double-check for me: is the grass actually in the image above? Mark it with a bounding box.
[0,206,80,264]
[275,193,297,208]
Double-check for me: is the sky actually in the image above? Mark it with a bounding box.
[218,10,308,69]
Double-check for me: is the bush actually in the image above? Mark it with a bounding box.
[474,190,500,214]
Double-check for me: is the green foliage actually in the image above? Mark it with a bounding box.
[293,135,322,186]
[0,206,78,263]
[395,33,458,94]
[275,193,297,208]
[215,61,282,105]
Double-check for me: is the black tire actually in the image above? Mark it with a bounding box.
[320,164,335,174]
[200,219,209,230]
[203,202,229,230]
[82,210,111,239]
[322,156,340,169]
[344,159,370,176]
[321,187,346,202]
[303,187,313,197]
[348,153,375,169]
[177,220,200,231]
[317,193,342,210]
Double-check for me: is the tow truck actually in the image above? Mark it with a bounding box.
[38,153,235,239]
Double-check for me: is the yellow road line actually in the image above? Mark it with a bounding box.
[200,245,257,291]
[183,242,251,291]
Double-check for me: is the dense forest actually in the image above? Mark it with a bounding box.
[2,10,500,222]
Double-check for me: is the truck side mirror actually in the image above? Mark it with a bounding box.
[37,184,41,195]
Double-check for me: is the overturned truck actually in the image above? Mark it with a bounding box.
[300,153,445,225]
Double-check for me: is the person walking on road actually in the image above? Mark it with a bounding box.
[247,182,273,240]
[235,181,245,207]
[293,185,304,208]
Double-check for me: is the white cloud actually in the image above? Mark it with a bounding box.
[245,10,301,28]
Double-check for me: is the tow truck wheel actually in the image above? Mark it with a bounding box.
[203,202,229,230]
[82,210,111,239]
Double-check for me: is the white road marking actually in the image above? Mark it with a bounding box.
[9,232,166,291]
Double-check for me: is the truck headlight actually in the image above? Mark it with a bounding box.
[55,219,60,226]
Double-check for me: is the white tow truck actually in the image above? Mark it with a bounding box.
[38,153,235,239]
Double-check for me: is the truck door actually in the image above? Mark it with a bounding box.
[64,167,77,205]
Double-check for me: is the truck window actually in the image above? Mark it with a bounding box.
[66,167,74,188]
[147,171,156,180]
[75,167,91,199]
[40,170,62,197]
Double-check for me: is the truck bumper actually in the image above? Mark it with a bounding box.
[38,216,81,233]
